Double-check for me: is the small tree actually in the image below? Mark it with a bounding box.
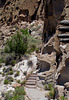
[5,32,28,55]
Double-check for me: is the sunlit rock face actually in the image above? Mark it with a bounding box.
[0,0,66,25]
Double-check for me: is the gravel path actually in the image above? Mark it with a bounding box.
[25,87,48,100]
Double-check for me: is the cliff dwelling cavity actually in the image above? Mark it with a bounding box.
[0,0,6,7]
[42,45,54,54]
[57,58,69,85]
[39,61,50,72]
[19,9,29,16]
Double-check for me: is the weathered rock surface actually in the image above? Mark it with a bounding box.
[55,85,64,99]
[0,54,38,99]
[0,0,69,99]
[0,0,45,24]
[0,0,68,26]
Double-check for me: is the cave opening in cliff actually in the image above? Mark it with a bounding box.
[57,58,69,86]
[42,0,65,43]
[39,61,50,72]
[0,0,6,7]
[31,9,38,21]
[19,9,29,16]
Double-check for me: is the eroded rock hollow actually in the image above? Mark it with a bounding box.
[42,0,65,42]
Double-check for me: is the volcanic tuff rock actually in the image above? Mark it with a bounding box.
[0,0,67,25]
[0,0,45,25]
[0,0,69,99]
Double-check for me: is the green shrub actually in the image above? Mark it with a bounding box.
[61,96,65,100]
[4,79,9,84]
[4,32,28,55]
[5,87,26,100]
[21,80,26,86]
[11,95,25,100]
[5,93,25,100]
[49,88,55,99]
[0,63,2,68]
[44,84,48,90]
[1,53,16,65]
[11,60,16,66]
[15,71,20,77]
[2,73,5,76]
[5,91,13,100]
[7,76,14,82]
[44,83,53,90]
[36,48,40,53]
[4,76,14,84]
[3,67,6,72]
[48,83,53,90]
[27,36,41,54]
[0,29,41,66]
[14,87,26,96]
[0,57,4,63]
[16,80,20,83]
[6,71,13,75]
[61,96,68,100]
[20,29,29,35]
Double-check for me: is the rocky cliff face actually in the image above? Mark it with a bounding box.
[0,0,66,25]
[0,0,69,99]
[42,0,66,42]
[0,0,44,25]
[37,0,69,99]
[0,0,66,43]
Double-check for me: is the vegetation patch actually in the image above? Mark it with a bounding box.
[60,96,68,100]
[4,76,14,84]
[16,79,20,83]
[44,83,55,99]
[11,60,16,66]
[20,80,26,86]
[6,71,13,75]
[0,29,41,66]
[5,86,26,100]
[4,32,28,55]
[48,88,55,99]
[15,71,20,77]
[44,83,53,90]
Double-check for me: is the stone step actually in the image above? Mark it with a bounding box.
[30,74,37,77]
[28,77,36,80]
[33,73,37,74]
[25,85,36,88]
[60,39,69,42]
[27,80,36,82]
[60,20,69,25]
[57,34,69,38]
[26,81,36,85]
[58,27,69,32]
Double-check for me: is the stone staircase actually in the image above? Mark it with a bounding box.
[26,73,37,88]
[57,20,69,43]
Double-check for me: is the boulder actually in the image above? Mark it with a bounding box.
[57,44,69,85]
[64,82,69,91]
[55,85,64,99]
